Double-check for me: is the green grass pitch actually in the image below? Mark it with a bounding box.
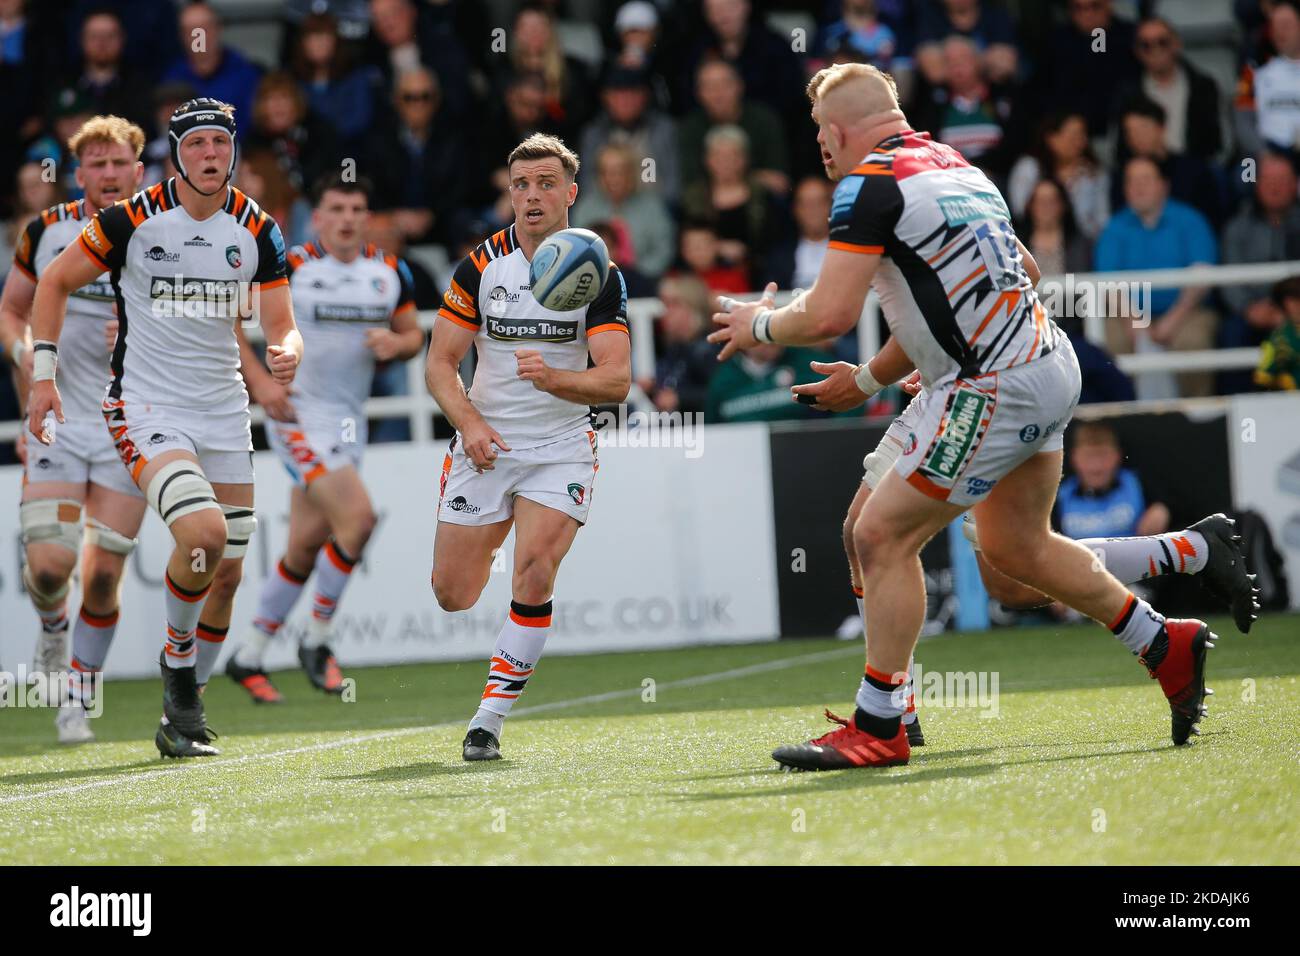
[1,614,1296,865]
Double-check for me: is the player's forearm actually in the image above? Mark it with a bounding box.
[426,356,484,433]
[767,289,860,346]
[237,333,278,398]
[395,328,425,361]
[865,337,914,387]
[542,362,631,405]
[0,304,28,367]
[29,276,70,346]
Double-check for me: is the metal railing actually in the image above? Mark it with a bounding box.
[2,260,1296,443]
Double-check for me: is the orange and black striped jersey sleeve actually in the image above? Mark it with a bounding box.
[438,254,482,331]
[586,262,629,338]
[827,163,903,256]
[11,214,44,281]
[77,201,135,273]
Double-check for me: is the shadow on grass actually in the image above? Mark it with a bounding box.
[330,759,516,783]
[0,756,179,788]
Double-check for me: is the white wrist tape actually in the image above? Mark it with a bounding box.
[32,341,57,381]
[853,362,884,397]
[751,309,775,344]
[9,339,26,368]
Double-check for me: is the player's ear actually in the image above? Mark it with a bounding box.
[133,161,144,189]
[567,180,578,206]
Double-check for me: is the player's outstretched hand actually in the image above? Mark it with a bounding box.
[708,282,778,362]
[515,349,554,393]
[27,380,63,445]
[791,360,872,412]
[266,344,299,386]
[462,420,510,473]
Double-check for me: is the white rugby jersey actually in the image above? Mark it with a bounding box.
[286,241,416,421]
[77,178,287,415]
[13,200,117,421]
[828,129,1059,385]
[438,225,628,447]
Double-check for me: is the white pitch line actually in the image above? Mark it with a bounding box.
[0,645,859,806]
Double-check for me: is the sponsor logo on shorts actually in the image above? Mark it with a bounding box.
[567,482,586,505]
[147,432,177,446]
[1019,423,1040,443]
[226,244,242,268]
[966,476,997,497]
[924,388,986,480]
[36,457,51,469]
[144,245,180,262]
[445,495,481,515]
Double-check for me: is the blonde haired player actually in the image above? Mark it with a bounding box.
[1,115,148,743]
[427,134,631,761]
[26,98,302,757]
[712,63,1228,769]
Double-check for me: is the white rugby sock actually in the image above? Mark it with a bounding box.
[468,599,553,735]
[1109,594,1166,656]
[856,586,916,724]
[304,539,358,648]
[163,573,210,669]
[69,606,118,707]
[1079,530,1208,584]
[195,622,227,686]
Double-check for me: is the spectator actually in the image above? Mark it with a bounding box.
[1056,420,1170,540]
[234,148,309,245]
[579,66,680,204]
[1119,17,1223,161]
[364,0,472,125]
[247,72,341,198]
[290,12,378,153]
[915,35,1020,183]
[141,81,196,182]
[1221,154,1300,355]
[771,176,833,292]
[162,1,263,132]
[1236,0,1300,160]
[639,275,717,415]
[676,220,749,296]
[1021,178,1093,281]
[63,8,152,133]
[26,86,95,199]
[587,219,654,298]
[609,1,682,114]
[364,67,463,245]
[678,58,789,197]
[0,0,49,192]
[1040,0,1139,138]
[1,159,62,273]
[572,142,675,279]
[497,5,593,141]
[1007,111,1110,240]
[1069,333,1137,404]
[680,125,786,287]
[1254,275,1300,390]
[816,0,912,100]
[706,342,840,423]
[914,0,1018,86]
[473,73,561,206]
[68,0,180,80]
[689,0,807,147]
[365,210,439,309]
[1115,95,1224,228]
[1094,156,1219,399]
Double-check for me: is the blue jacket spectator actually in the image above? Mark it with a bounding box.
[162,2,262,136]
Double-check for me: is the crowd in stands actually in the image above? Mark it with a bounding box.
[2,0,1300,431]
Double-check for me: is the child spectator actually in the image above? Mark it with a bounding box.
[1255,276,1300,390]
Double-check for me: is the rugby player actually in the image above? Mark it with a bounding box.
[711,64,1222,769]
[226,173,423,701]
[426,134,631,761]
[25,98,302,758]
[0,116,148,743]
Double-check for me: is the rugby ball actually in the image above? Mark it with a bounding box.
[529,228,610,312]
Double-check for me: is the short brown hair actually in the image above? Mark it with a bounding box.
[67,115,146,160]
[1072,420,1121,450]
[507,133,580,181]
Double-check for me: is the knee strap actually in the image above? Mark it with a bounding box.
[221,504,258,559]
[861,434,905,491]
[19,498,83,553]
[145,460,220,526]
[84,517,137,556]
